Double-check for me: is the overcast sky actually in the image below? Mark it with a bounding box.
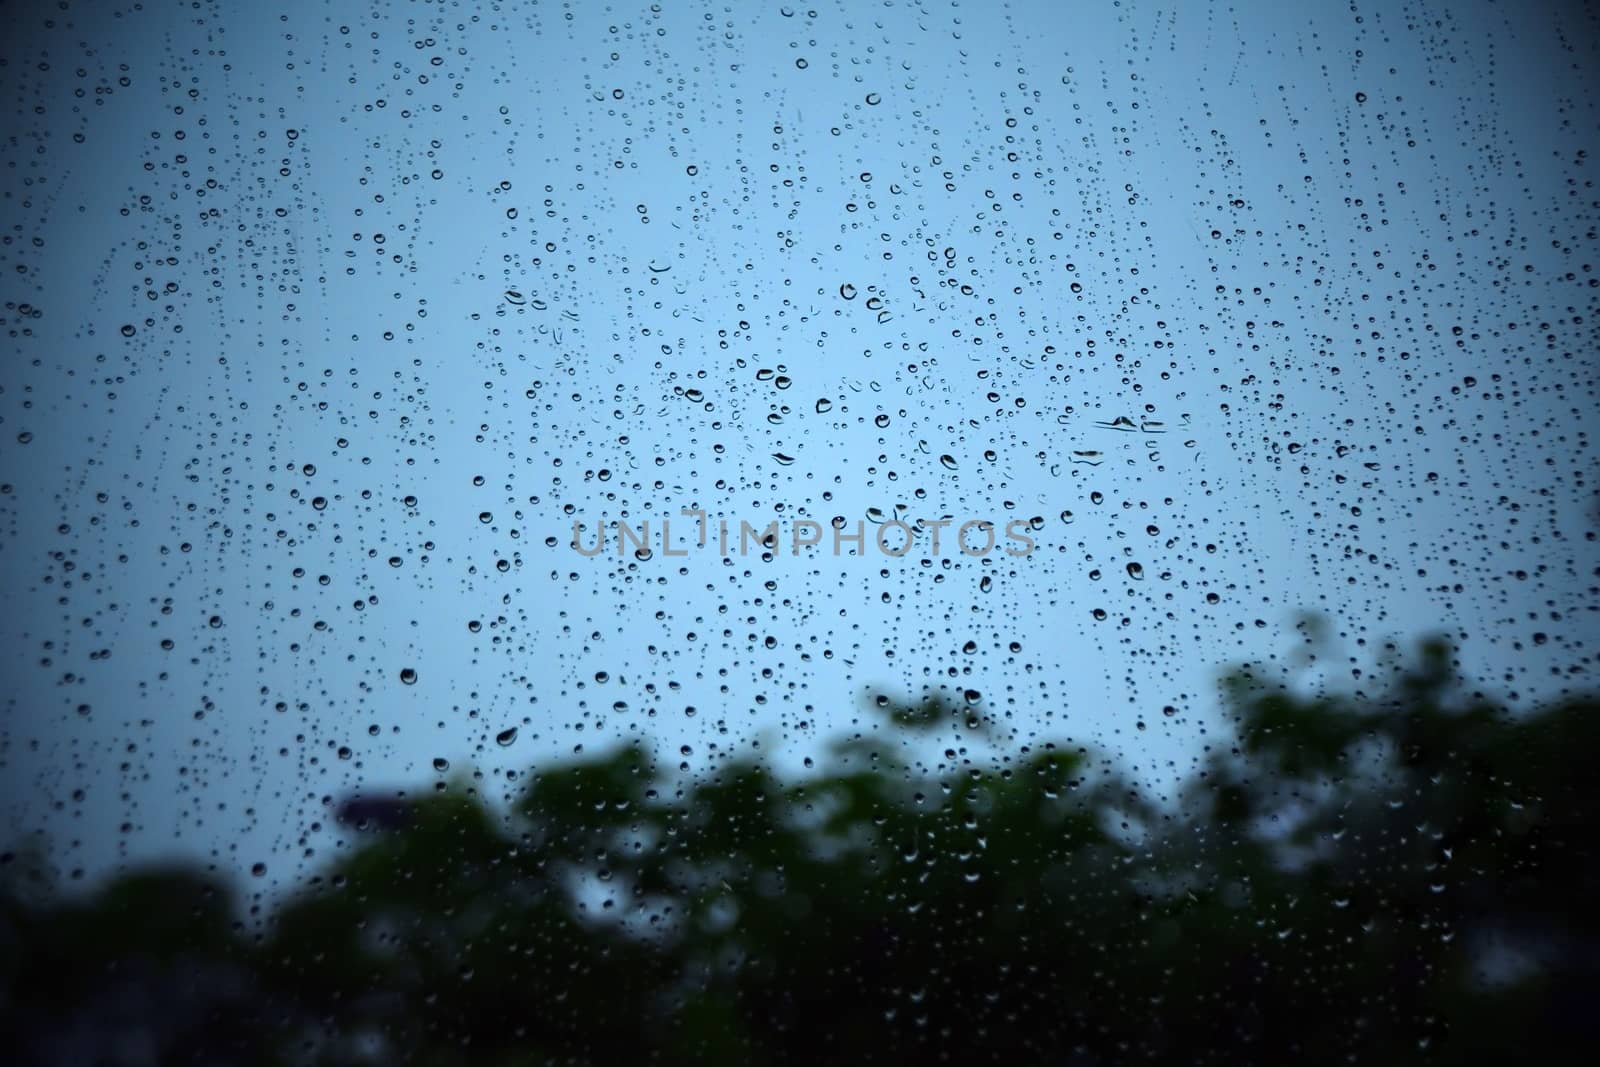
[1,0,1594,893]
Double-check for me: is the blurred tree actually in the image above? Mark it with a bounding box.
[2,635,1595,1065]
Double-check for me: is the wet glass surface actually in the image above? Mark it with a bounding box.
[1,1,1596,1063]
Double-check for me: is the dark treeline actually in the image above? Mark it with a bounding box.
[3,635,1598,1065]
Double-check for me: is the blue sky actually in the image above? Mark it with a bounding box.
[1,0,1595,892]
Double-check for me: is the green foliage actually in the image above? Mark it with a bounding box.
[3,638,1597,1065]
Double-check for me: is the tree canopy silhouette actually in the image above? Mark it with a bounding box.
[3,634,1597,1065]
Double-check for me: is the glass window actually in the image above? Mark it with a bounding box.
[2,1,1596,1062]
